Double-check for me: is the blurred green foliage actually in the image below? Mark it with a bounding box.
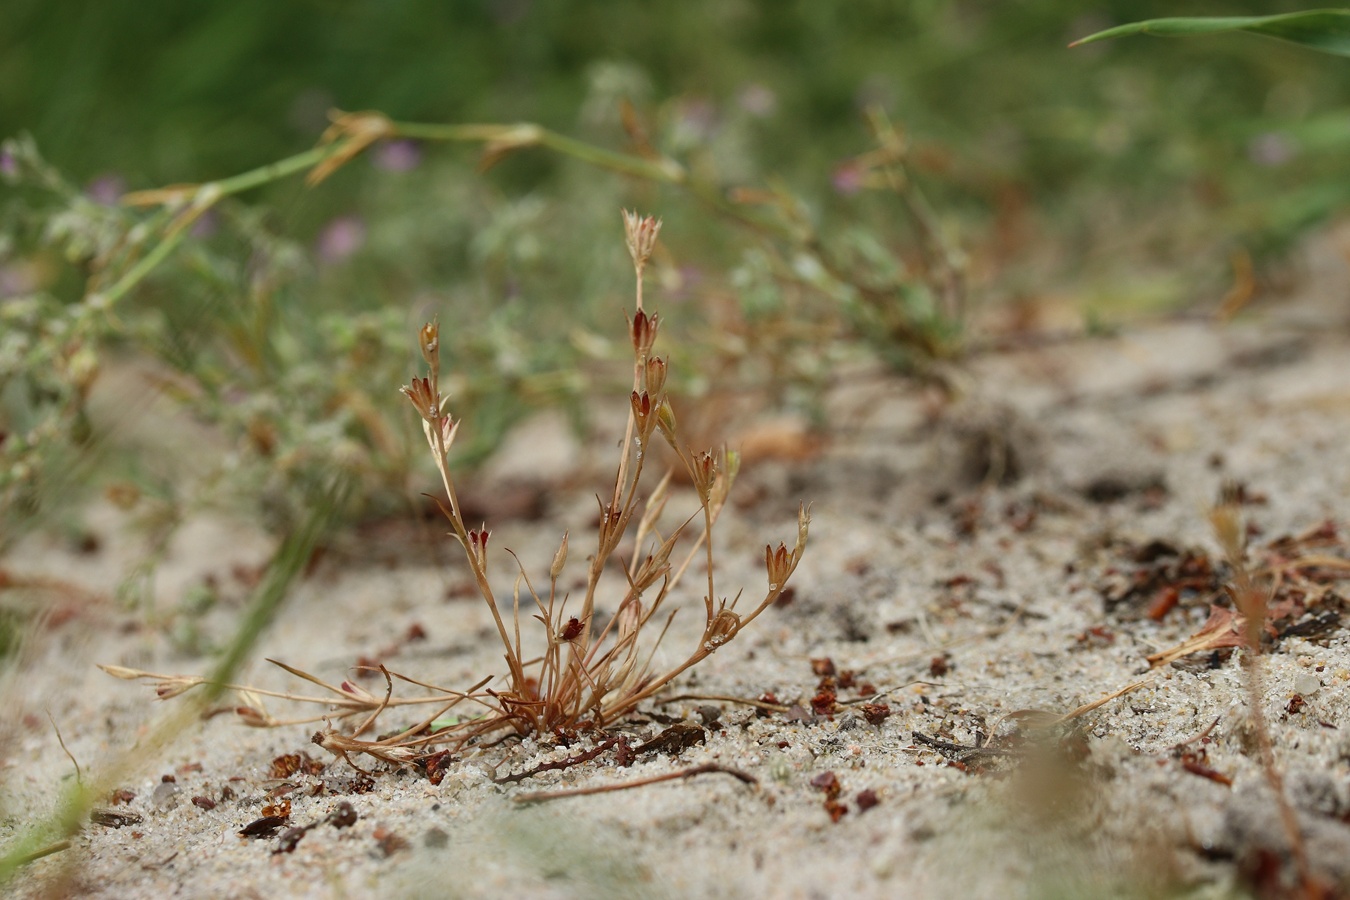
[4,1,1350,544]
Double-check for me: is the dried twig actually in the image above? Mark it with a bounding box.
[511,763,757,804]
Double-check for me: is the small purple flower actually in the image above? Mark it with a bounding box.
[831,162,865,196]
[0,147,17,179]
[315,215,367,264]
[1247,132,1297,168]
[190,209,219,239]
[737,84,777,118]
[85,173,126,205]
[373,139,422,172]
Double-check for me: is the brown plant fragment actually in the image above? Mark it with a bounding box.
[329,801,358,829]
[373,826,409,857]
[274,827,307,855]
[270,751,325,779]
[422,750,455,786]
[810,684,838,717]
[810,771,842,800]
[861,703,891,726]
[1147,605,1245,669]
[261,798,292,820]
[238,815,288,838]
[1180,755,1232,787]
[856,789,879,812]
[90,809,142,828]
[191,796,217,811]
[635,722,706,756]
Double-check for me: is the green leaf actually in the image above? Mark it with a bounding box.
[1070,10,1350,58]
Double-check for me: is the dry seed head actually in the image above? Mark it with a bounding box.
[765,542,792,589]
[691,449,718,501]
[419,320,440,370]
[550,532,569,581]
[629,310,660,358]
[705,608,741,649]
[644,356,668,395]
[401,376,439,421]
[656,400,678,445]
[622,210,662,271]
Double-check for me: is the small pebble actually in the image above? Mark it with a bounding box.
[1294,673,1321,696]
[152,781,181,809]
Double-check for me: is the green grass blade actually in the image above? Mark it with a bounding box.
[1070,10,1350,58]
[0,479,346,887]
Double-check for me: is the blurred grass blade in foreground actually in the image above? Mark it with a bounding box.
[1070,9,1350,57]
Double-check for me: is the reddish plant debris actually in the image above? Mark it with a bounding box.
[352,655,382,678]
[373,826,409,857]
[1287,695,1306,715]
[238,815,288,838]
[274,827,307,855]
[856,789,880,812]
[810,657,837,677]
[559,616,585,641]
[191,796,217,811]
[614,737,636,768]
[635,722,706,755]
[270,751,325,779]
[108,788,136,805]
[928,654,951,677]
[837,669,857,691]
[810,771,841,799]
[261,799,292,819]
[405,622,427,642]
[1075,625,1116,648]
[176,762,203,775]
[422,750,455,785]
[1179,754,1232,787]
[160,774,176,783]
[810,685,838,717]
[857,682,878,697]
[1146,586,1180,621]
[811,770,847,822]
[861,703,892,726]
[756,691,781,717]
[329,800,358,829]
[220,785,236,802]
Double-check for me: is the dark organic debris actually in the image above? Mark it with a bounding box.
[238,815,288,838]
[89,809,143,828]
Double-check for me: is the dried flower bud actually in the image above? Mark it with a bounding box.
[704,608,741,649]
[690,449,718,501]
[401,376,439,421]
[622,209,662,270]
[765,542,791,590]
[419,320,440,369]
[550,532,569,581]
[630,390,652,423]
[656,400,678,445]
[629,310,660,358]
[644,356,668,395]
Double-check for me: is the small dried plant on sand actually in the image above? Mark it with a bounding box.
[105,211,809,770]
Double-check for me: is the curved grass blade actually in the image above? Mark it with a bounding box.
[1070,10,1350,58]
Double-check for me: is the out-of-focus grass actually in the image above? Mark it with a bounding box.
[5,1,1350,561]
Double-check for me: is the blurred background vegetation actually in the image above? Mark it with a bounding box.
[4,0,1350,548]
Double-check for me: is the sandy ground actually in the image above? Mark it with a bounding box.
[5,238,1350,898]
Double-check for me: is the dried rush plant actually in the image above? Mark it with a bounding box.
[104,211,808,771]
